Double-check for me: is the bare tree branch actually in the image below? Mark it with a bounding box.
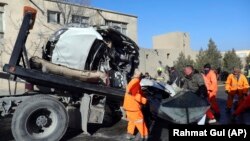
[8,12,22,30]
[54,0,90,25]
[37,17,57,31]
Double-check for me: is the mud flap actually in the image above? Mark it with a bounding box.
[80,94,106,134]
[80,94,91,135]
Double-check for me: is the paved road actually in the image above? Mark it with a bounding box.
[216,85,250,125]
[0,86,249,141]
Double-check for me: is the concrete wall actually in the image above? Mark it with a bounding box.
[138,48,198,77]
[153,32,190,51]
[139,32,198,77]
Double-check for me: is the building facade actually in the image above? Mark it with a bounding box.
[0,0,138,92]
[221,50,250,67]
[0,0,138,67]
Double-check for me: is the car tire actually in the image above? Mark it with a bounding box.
[11,94,69,141]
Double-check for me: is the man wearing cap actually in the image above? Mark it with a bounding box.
[144,72,152,79]
[154,67,166,83]
[225,67,249,112]
[202,64,220,118]
[168,67,179,85]
[123,69,148,140]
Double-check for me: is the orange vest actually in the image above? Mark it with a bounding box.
[203,70,218,94]
[225,74,249,94]
[123,78,147,111]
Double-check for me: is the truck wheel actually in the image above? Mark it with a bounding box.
[11,95,69,141]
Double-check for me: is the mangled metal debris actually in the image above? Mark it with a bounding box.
[42,27,139,88]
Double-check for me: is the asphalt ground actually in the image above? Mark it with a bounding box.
[0,85,250,141]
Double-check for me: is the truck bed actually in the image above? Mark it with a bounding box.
[3,64,125,101]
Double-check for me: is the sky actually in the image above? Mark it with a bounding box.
[91,0,250,51]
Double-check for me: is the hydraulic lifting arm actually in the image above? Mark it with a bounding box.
[7,6,37,79]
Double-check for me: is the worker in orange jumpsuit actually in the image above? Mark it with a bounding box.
[123,69,148,140]
[203,64,220,118]
[232,93,250,120]
[225,67,249,112]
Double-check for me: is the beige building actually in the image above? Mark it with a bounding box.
[153,32,190,51]
[221,50,250,67]
[235,50,250,66]
[139,32,198,76]
[0,0,138,93]
[139,31,250,77]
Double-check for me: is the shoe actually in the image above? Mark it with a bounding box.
[140,136,148,141]
[126,133,135,140]
[208,119,217,124]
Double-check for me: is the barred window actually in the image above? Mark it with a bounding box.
[106,20,127,35]
[72,15,89,27]
[47,10,60,24]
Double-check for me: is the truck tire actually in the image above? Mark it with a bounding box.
[11,95,69,141]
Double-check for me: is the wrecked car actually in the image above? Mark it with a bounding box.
[40,27,139,88]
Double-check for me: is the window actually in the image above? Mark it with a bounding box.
[47,11,60,24]
[71,15,89,27]
[106,20,127,35]
[0,5,4,39]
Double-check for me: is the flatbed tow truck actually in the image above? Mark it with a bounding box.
[0,5,211,141]
[0,6,126,141]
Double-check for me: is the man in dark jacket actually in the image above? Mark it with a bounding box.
[182,65,217,124]
[168,67,179,85]
[182,65,207,97]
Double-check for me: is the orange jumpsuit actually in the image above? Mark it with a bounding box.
[203,70,220,114]
[123,77,148,137]
[225,74,249,109]
[234,94,250,116]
